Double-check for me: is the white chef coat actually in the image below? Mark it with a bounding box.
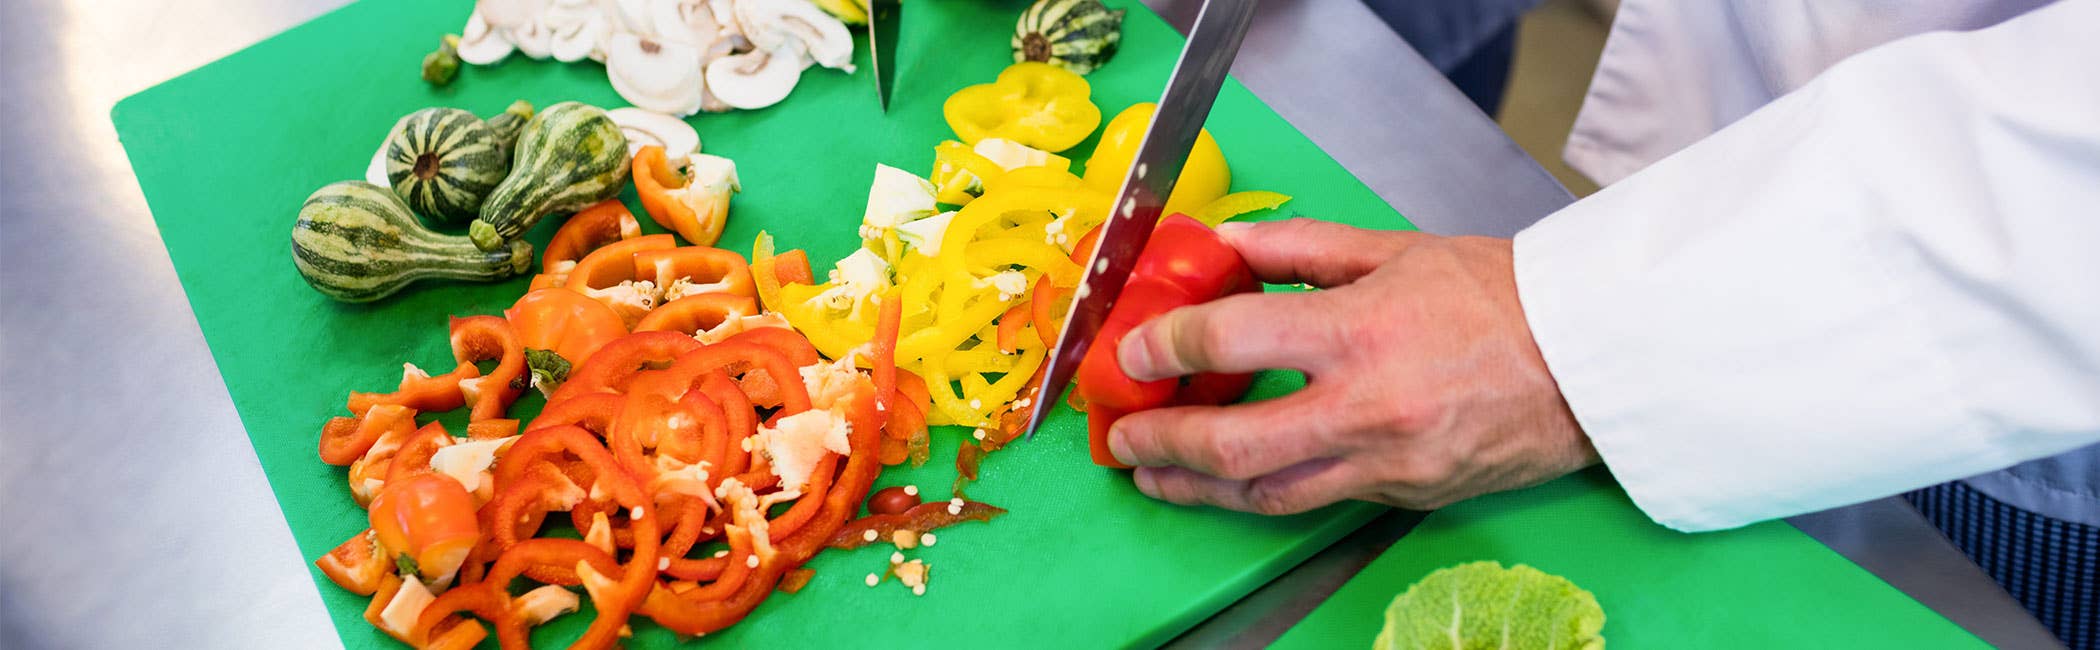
[1514,0,2100,532]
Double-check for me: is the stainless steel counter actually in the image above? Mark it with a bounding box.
[0,0,2054,648]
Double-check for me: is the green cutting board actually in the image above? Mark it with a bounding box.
[1271,470,1991,648]
[112,0,1410,647]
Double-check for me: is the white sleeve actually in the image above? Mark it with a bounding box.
[1512,0,2100,533]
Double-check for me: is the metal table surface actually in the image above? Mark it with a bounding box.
[0,0,2055,648]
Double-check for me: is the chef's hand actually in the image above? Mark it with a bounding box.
[1106,219,1597,514]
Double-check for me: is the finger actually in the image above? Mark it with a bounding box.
[1108,394,1339,479]
[1117,291,1338,381]
[1132,458,1362,516]
[1217,218,1424,288]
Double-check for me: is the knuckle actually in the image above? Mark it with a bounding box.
[1243,480,1307,516]
[1200,430,1258,479]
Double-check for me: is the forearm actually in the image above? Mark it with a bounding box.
[1515,0,2100,531]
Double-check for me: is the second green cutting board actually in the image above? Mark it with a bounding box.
[111,0,1411,647]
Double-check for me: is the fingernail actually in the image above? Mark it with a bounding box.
[1108,423,1138,467]
[1117,326,1158,380]
[1131,467,1159,497]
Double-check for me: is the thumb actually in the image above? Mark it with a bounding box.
[1217,218,1423,288]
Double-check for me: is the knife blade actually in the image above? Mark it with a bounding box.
[866,0,900,111]
[1024,0,1262,437]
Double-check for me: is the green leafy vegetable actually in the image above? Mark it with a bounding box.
[1373,561,1604,650]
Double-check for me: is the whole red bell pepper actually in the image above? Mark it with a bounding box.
[1074,214,1261,468]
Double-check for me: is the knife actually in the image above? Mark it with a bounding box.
[865,0,900,111]
[1025,0,1262,437]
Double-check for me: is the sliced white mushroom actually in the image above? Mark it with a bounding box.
[605,32,707,116]
[601,0,658,39]
[607,107,702,158]
[734,0,854,73]
[458,10,517,65]
[651,0,726,51]
[705,0,742,38]
[506,21,557,60]
[478,0,543,30]
[546,0,610,62]
[704,45,803,110]
[698,85,735,113]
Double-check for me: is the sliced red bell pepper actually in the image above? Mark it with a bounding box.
[315,529,389,596]
[319,403,416,466]
[347,361,479,416]
[826,499,1007,549]
[530,392,624,437]
[450,315,527,421]
[1073,214,1261,468]
[384,421,454,484]
[548,331,705,403]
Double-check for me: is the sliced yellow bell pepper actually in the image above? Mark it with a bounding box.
[1085,102,1232,219]
[1193,190,1294,227]
[943,62,1102,153]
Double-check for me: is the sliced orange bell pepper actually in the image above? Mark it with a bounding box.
[449,315,526,422]
[565,234,678,327]
[506,288,628,368]
[773,249,814,285]
[634,145,737,247]
[319,403,416,466]
[634,246,756,299]
[634,293,760,336]
[369,472,481,584]
[542,199,642,280]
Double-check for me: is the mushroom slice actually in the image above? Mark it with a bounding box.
[506,20,557,60]
[478,0,543,30]
[608,107,702,158]
[652,0,726,50]
[458,9,517,65]
[546,0,609,62]
[734,0,854,73]
[601,0,658,39]
[704,45,803,110]
[605,32,707,116]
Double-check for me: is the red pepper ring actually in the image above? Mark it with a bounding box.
[449,315,527,422]
[573,509,660,650]
[488,537,620,589]
[719,326,821,366]
[657,494,722,564]
[663,555,728,582]
[667,339,814,414]
[529,392,624,438]
[696,372,755,476]
[641,386,881,635]
[634,246,757,299]
[826,499,1008,549]
[483,462,588,561]
[494,425,646,506]
[549,331,705,403]
[766,453,837,542]
[412,581,528,650]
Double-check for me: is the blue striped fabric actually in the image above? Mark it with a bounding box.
[1906,481,2099,650]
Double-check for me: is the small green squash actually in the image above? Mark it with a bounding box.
[470,101,630,251]
[292,181,533,303]
[384,107,510,227]
[1012,0,1126,75]
[482,99,536,163]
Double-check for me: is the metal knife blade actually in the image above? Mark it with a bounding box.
[866,0,900,111]
[1025,0,1262,437]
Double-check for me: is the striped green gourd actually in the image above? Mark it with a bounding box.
[482,99,536,163]
[469,101,630,251]
[292,181,533,302]
[1012,0,1126,75]
[383,107,511,227]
